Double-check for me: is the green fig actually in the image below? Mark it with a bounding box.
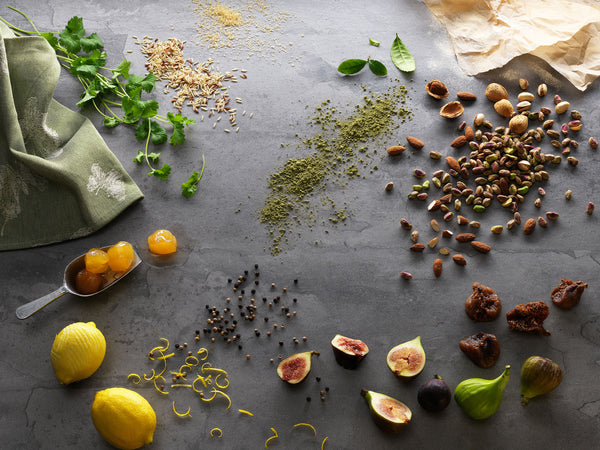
[276,351,319,384]
[386,336,425,379]
[360,389,412,433]
[454,365,510,420]
[520,356,563,405]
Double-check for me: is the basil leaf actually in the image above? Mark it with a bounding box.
[368,59,387,76]
[369,38,380,47]
[390,34,415,73]
[337,59,367,75]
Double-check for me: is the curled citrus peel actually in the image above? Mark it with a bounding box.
[321,436,328,450]
[199,388,231,409]
[197,348,209,360]
[185,355,199,366]
[293,423,316,438]
[192,374,210,391]
[172,401,192,418]
[153,375,168,394]
[127,373,141,384]
[265,427,278,449]
[170,384,192,388]
[210,428,223,438]
[143,369,156,382]
[238,409,254,416]
[215,373,230,389]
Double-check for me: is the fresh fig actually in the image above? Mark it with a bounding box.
[520,356,563,405]
[360,389,412,433]
[276,351,319,384]
[417,375,451,412]
[454,365,510,420]
[331,334,369,369]
[386,336,425,379]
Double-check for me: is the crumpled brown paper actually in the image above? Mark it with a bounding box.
[424,0,600,90]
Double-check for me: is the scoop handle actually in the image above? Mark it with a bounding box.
[16,285,69,319]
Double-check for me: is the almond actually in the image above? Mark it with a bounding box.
[433,258,443,277]
[426,79,449,99]
[410,243,426,252]
[406,136,425,149]
[445,156,461,171]
[387,145,406,156]
[455,233,476,242]
[457,215,469,225]
[452,254,467,266]
[457,91,477,101]
[464,125,475,141]
[471,241,491,253]
[450,135,467,148]
[442,229,453,238]
[523,218,536,234]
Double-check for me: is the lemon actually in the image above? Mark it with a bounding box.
[91,387,156,450]
[50,321,106,385]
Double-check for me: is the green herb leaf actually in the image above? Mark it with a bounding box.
[40,32,59,50]
[135,119,167,144]
[337,59,367,75]
[59,16,85,53]
[390,34,415,73]
[126,73,156,96]
[132,150,145,164]
[123,97,159,123]
[147,152,161,163]
[104,117,120,128]
[80,32,103,53]
[149,163,171,180]
[112,60,131,80]
[69,49,106,79]
[181,171,200,198]
[167,112,195,145]
[369,38,380,47]
[368,59,387,76]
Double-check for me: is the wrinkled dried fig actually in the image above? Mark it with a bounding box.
[506,301,550,335]
[459,332,500,368]
[551,278,588,309]
[465,282,502,322]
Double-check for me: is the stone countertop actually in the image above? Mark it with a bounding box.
[1,1,599,449]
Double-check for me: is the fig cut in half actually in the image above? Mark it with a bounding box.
[331,334,369,369]
[386,336,425,379]
[276,351,319,384]
[361,389,412,433]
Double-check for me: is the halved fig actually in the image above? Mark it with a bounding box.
[361,389,412,433]
[331,334,369,369]
[386,336,425,379]
[276,351,319,384]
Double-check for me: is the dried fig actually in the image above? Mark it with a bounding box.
[551,278,588,309]
[465,282,502,322]
[459,332,500,368]
[506,301,550,335]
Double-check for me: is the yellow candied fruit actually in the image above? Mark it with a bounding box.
[85,248,110,274]
[107,241,135,272]
[148,229,177,255]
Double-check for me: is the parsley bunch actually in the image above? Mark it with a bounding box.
[1,7,204,197]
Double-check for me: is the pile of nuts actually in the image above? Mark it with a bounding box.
[390,78,597,279]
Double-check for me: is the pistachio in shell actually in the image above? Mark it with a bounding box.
[485,82,509,102]
[494,99,514,118]
[520,356,563,405]
[440,101,464,119]
[426,79,449,99]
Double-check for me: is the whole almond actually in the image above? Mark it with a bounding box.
[457,91,477,101]
[464,125,475,141]
[456,232,476,242]
[446,156,461,171]
[471,241,491,253]
[450,135,467,148]
[387,145,406,156]
[452,254,467,266]
[406,136,425,149]
[410,243,426,252]
[433,258,443,277]
[523,218,536,234]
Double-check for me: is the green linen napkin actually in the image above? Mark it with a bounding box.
[0,22,143,251]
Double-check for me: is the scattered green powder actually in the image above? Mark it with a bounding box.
[260,83,413,255]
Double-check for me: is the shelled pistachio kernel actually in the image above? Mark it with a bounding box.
[565,190,572,200]
[410,230,419,243]
[491,225,503,234]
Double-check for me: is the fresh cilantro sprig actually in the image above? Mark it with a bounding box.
[1,8,202,197]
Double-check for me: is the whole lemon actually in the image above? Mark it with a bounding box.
[91,388,156,450]
[51,321,106,385]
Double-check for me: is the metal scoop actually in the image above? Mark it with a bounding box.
[16,244,142,320]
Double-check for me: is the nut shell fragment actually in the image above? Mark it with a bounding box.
[440,101,464,119]
[426,79,449,99]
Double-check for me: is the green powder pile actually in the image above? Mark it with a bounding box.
[260,83,413,255]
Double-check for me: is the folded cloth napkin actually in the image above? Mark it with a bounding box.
[0,22,143,251]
